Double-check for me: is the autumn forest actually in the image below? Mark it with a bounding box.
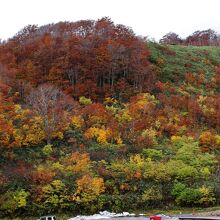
[0,18,220,217]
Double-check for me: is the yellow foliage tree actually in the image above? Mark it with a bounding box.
[0,96,15,147]
[142,186,163,202]
[13,115,45,147]
[79,96,92,105]
[71,116,84,129]
[64,152,91,174]
[199,185,216,206]
[39,180,68,209]
[73,175,105,203]
[84,127,111,144]
[199,131,216,151]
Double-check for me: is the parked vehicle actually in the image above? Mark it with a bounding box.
[37,216,56,220]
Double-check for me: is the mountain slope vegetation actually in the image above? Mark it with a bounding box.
[0,18,220,217]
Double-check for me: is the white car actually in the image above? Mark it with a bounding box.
[38,216,56,220]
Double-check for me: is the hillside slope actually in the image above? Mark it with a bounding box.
[149,43,220,82]
[0,21,220,217]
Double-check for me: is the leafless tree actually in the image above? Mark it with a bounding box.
[27,84,75,144]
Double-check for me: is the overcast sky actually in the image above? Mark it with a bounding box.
[1,0,220,41]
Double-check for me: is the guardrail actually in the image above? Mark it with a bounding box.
[179,217,220,220]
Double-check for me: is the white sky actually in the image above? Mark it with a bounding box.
[1,0,220,41]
